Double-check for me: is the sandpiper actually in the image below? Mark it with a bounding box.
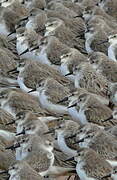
[16,60,71,94]
[1,88,47,117]
[72,62,109,101]
[55,120,80,157]
[84,25,109,54]
[68,93,112,126]
[88,51,117,83]
[99,0,117,20]
[73,148,112,180]
[44,17,80,49]
[29,78,70,115]
[60,48,87,80]
[8,160,44,180]
[75,129,117,168]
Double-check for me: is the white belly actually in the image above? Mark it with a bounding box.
[39,91,68,115]
[60,64,74,81]
[0,22,9,35]
[16,148,22,160]
[57,133,77,156]
[76,162,95,180]
[16,40,28,55]
[106,160,117,168]
[2,102,16,117]
[26,20,34,30]
[38,48,51,65]
[68,107,88,125]
[108,45,117,61]
[0,130,15,141]
[112,174,117,180]
[17,76,39,96]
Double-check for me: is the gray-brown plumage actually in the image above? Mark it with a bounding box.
[18,60,71,90]
[88,51,117,83]
[1,88,47,116]
[47,1,77,18]
[99,0,117,20]
[0,108,15,132]
[76,130,117,167]
[46,9,85,37]
[0,48,18,79]
[74,62,109,100]
[45,17,82,51]
[68,93,113,127]
[26,8,47,35]
[40,36,70,65]
[34,77,70,115]
[85,25,109,54]
[60,48,87,77]
[25,0,46,11]
[8,161,44,180]
[83,5,117,25]
[74,148,113,180]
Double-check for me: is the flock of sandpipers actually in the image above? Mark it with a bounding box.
[0,0,117,179]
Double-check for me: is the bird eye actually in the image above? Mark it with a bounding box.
[28,147,32,152]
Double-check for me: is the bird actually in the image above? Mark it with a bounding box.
[0,48,18,82]
[107,34,117,61]
[44,17,80,50]
[29,78,70,115]
[98,0,117,20]
[6,160,44,180]
[25,0,46,11]
[75,129,117,168]
[55,120,80,157]
[88,51,117,83]
[84,25,109,54]
[68,93,113,127]
[60,48,87,80]
[16,135,75,178]
[1,88,47,117]
[71,148,113,180]
[72,62,109,101]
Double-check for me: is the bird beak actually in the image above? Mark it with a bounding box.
[5,144,19,150]
[28,88,36,93]
[30,45,39,52]
[19,49,29,56]
[65,72,73,76]
[0,170,8,174]
[98,39,108,45]
[57,96,68,103]
[16,129,25,136]
[68,103,77,108]
[66,134,76,139]
[19,16,29,22]
[73,138,85,144]
[64,157,75,162]
[5,120,15,126]
[7,29,16,36]
[8,37,17,42]
[43,129,55,135]
[102,115,113,122]
[7,68,19,74]
[101,174,111,179]
[74,15,83,19]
